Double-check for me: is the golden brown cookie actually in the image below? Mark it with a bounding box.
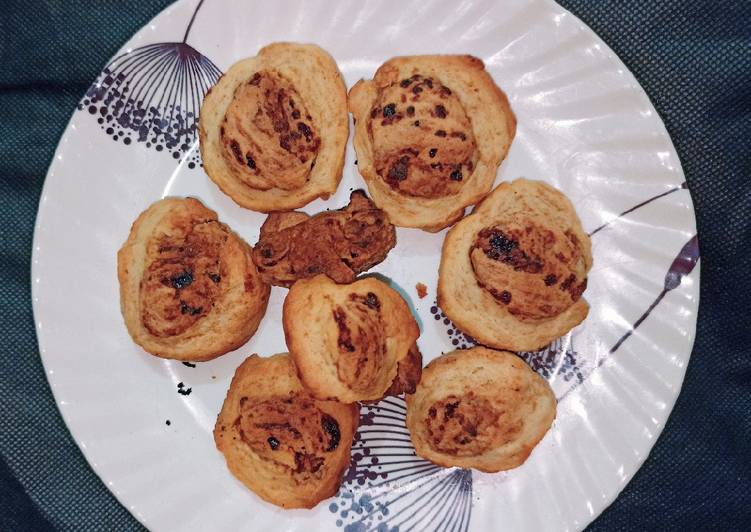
[252,190,396,287]
[283,275,421,403]
[117,197,270,361]
[406,347,556,472]
[438,179,592,351]
[199,43,348,212]
[214,354,359,508]
[348,55,516,232]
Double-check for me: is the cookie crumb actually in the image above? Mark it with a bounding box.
[165,420,171,426]
[416,282,428,299]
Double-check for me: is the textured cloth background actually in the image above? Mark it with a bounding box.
[0,0,749,530]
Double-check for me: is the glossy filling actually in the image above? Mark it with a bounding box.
[425,393,505,456]
[332,292,387,392]
[140,221,226,336]
[367,74,477,198]
[220,70,320,191]
[236,395,340,479]
[470,220,588,320]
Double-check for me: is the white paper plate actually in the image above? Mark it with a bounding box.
[32,0,699,530]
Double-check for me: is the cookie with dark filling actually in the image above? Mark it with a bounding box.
[438,179,592,351]
[283,275,421,403]
[252,190,396,287]
[214,354,358,508]
[405,347,556,472]
[349,55,516,232]
[200,43,348,212]
[117,197,270,361]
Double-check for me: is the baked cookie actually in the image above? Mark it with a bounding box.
[348,55,516,232]
[252,190,396,287]
[380,342,423,399]
[406,347,556,472]
[283,275,421,403]
[214,354,359,508]
[199,43,348,212]
[117,198,270,361]
[438,179,592,351]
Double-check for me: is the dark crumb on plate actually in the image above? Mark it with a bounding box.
[166,420,171,426]
[416,282,428,299]
[182,361,196,368]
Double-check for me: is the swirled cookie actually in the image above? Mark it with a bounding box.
[199,43,348,212]
[438,179,592,351]
[406,347,556,472]
[348,55,516,232]
[252,190,396,287]
[214,354,358,508]
[283,275,421,403]
[117,198,270,361]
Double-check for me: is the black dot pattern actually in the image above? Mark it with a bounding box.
[429,302,476,349]
[76,42,222,167]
